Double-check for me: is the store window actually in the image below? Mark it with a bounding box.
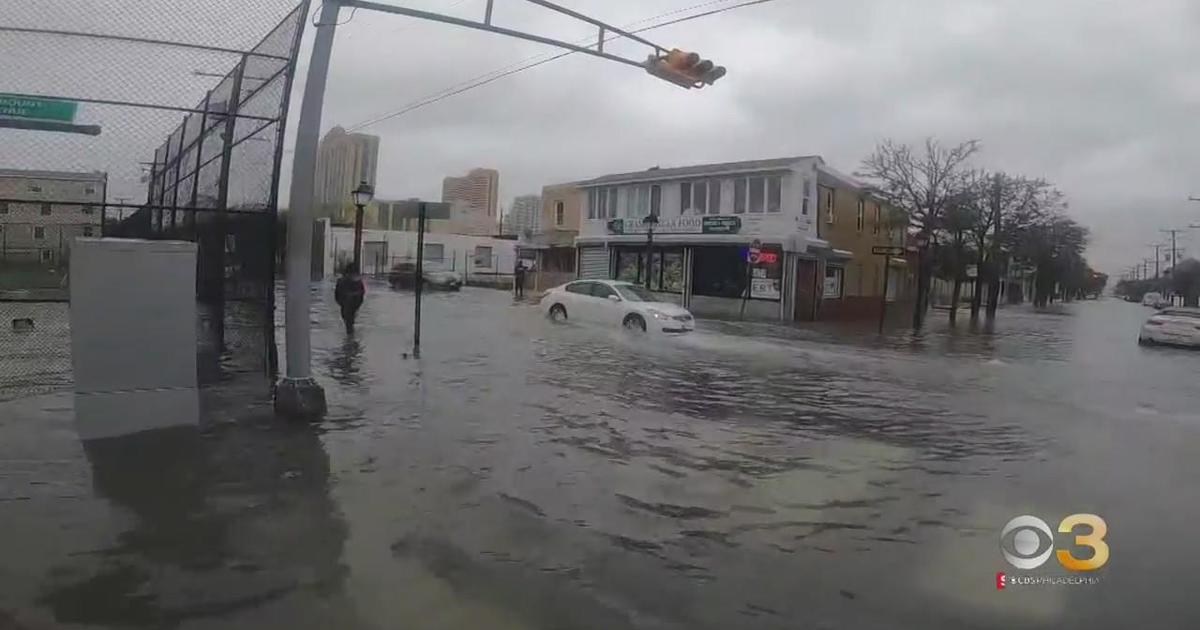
[749,244,783,300]
[692,246,746,299]
[423,243,444,262]
[823,266,844,299]
[612,247,683,293]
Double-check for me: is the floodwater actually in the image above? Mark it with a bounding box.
[2,285,1199,629]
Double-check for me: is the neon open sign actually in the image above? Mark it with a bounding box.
[750,252,778,265]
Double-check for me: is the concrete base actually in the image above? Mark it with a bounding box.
[274,377,327,419]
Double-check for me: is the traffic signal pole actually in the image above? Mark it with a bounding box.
[276,0,723,419]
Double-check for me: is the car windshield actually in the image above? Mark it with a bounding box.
[614,284,656,302]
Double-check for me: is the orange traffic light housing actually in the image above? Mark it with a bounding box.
[644,48,726,89]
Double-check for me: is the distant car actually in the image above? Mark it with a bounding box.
[1138,308,1200,347]
[541,279,695,333]
[1142,292,1168,308]
[387,262,462,291]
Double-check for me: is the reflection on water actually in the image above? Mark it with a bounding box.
[33,419,355,628]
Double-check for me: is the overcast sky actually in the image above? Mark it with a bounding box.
[279,0,1200,277]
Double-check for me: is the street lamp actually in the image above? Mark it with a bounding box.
[642,212,659,290]
[351,180,374,270]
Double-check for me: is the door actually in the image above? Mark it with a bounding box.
[562,281,596,321]
[579,246,610,279]
[588,282,625,326]
[794,259,818,321]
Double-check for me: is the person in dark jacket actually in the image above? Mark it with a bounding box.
[334,264,365,333]
[513,260,526,299]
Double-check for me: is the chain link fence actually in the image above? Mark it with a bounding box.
[1,0,307,400]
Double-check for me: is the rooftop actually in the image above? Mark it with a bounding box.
[0,168,107,183]
[580,155,822,187]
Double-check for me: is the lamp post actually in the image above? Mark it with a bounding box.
[351,180,374,271]
[642,212,658,290]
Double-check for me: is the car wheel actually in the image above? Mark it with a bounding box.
[549,304,567,321]
[623,314,647,332]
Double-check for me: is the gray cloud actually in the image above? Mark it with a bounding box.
[281,0,1200,275]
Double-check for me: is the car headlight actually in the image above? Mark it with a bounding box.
[647,308,670,320]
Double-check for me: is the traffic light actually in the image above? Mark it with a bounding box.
[643,49,726,89]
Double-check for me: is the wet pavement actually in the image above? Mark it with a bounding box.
[2,285,1199,629]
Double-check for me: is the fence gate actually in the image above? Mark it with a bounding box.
[0,1,308,400]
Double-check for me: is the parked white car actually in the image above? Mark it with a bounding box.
[1138,308,1200,347]
[541,279,695,333]
[1142,292,1169,308]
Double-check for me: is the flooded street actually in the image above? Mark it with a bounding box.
[3,285,1199,629]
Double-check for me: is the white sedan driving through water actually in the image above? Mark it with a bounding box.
[541,279,695,333]
[1138,307,1200,347]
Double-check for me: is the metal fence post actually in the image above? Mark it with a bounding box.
[212,54,247,350]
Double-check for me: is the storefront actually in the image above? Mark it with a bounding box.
[576,215,794,320]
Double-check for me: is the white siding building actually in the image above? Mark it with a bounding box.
[575,156,836,320]
[318,219,518,282]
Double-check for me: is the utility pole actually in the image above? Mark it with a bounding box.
[1161,228,1184,280]
[1148,243,1163,279]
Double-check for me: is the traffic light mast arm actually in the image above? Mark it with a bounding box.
[342,0,668,70]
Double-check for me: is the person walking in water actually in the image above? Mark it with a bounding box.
[513,259,526,300]
[334,264,365,333]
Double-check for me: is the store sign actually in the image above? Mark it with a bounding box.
[606,215,742,235]
[0,94,78,123]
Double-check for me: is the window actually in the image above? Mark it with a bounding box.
[423,243,444,262]
[0,202,7,214]
[588,189,597,220]
[767,176,782,213]
[473,245,493,267]
[802,178,811,215]
[82,226,94,237]
[566,281,593,295]
[873,204,881,235]
[856,199,865,232]
[708,180,721,215]
[606,187,617,218]
[613,247,683,292]
[615,250,640,282]
[649,184,661,217]
[823,266,844,299]
[84,186,96,195]
[41,250,53,262]
[41,203,52,216]
[679,182,691,214]
[628,185,649,218]
[692,246,748,298]
[590,283,618,299]
[748,176,765,213]
[28,184,42,193]
[555,201,565,226]
[693,180,707,214]
[822,188,835,224]
[734,178,747,214]
[82,205,94,215]
[34,227,45,240]
[615,284,658,302]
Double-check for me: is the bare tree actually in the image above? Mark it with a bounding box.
[858,138,980,327]
[986,176,1056,316]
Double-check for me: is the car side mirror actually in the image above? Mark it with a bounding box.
[607,294,621,302]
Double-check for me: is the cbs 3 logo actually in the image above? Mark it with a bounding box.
[999,514,1109,571]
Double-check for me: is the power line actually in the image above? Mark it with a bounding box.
[346,0,778,132]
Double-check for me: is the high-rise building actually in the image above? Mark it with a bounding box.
[442,168,499,236]
[504,194,541,237]
[314,126,380,219]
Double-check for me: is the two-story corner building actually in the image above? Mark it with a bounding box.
[810,166,911,320]
[575,155,847,321]
[0,169,106,266]
[518,182,584,291]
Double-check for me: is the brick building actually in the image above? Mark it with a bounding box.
[0,169,106,265]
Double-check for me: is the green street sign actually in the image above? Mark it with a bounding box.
[701,215,741,234]
[0,94,78,123]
